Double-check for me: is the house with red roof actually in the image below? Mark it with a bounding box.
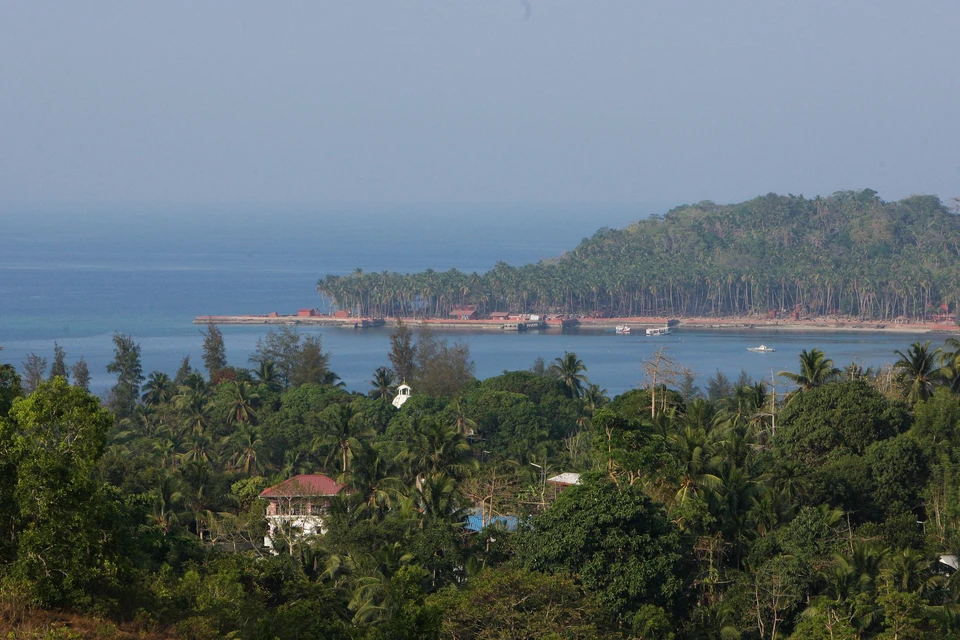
[449,305,479,320]
[259,474,346,551]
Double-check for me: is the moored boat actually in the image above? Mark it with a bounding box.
[646,326,671,336]
[615,325,631,334]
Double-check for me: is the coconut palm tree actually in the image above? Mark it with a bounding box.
[411,473,466,527]
[180,430,214,465]
[280,449,313,480]
[448,397,477,437]
[939,338,960,392]
[141,371,175,406]
[150,473,183,533]
[882,548,941,596]
[778,348,841,392]
[252,359,280,391]
[313,402,374,474]
[553,351,589,399]
[176,388,214,435]
[583,383,609,416]
[669,425,722,508]
[368,366,396,401]
[339,447,404,523]
[220,380,260,426]
[893,341,944,404]
[227,423,262,474]
[396,417,477,482]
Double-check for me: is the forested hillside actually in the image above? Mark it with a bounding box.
[318,190,960,320]
[6,327,960,637]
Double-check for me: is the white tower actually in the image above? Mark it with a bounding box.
[392,383,412,408]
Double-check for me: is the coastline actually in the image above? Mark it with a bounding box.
[583,316,959,335]
[195,313,959,336]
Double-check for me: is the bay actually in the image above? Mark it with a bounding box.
[0,204,932,398]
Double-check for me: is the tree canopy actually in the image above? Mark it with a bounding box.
[318,191,960,321]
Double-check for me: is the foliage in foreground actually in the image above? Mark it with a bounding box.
[7,330,960,638]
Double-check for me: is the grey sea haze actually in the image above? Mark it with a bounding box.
[0,205,927,397]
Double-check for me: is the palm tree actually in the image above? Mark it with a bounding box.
[368,366,396,401]
[141,371,175,406]
[448,397,477,437]
[253,359,280,391]
[227,423,262,474]
[396,417,477,481]
[340,447,404,523]
[220,380,260,426]
[280,449,313,480]
[180,372,208,394]
[553,351,589,399]
[939,338,960,392]
[893,341,944,404]
[176,389,213,435]
[313,402,374,474]
[778,348,840,392]
[180,430,214,465]
[150,473,183,533]
[582,383,609,417]
[669,425,722,510]
[882,548,940,596]
[411,473,466,527]
[711,464,759,565]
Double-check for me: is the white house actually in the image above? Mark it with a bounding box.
[259,474,346,551]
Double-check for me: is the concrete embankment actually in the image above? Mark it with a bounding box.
[193,315,551,330]
[194,315,363,328]
[194,314,958,335]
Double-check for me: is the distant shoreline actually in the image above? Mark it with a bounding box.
[195,313,959,336]
[583,316,959,335]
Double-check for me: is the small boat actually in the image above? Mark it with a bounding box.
[646,326,671,336]
[615,325,631,334]
[747,344,776,353]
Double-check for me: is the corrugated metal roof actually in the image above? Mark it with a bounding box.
[259,474,345,498]
[547,472,581,486]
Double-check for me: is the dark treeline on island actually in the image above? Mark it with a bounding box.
[318,190,960,320]
[7,324,960,637]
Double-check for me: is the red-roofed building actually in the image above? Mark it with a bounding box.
[449,306,479,320]
[259,474,346,551]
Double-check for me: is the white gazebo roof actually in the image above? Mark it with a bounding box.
[392,383,412,408]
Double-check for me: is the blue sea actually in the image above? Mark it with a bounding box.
[0,204,937,398]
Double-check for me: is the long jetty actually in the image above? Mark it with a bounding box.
[194,312,958,334]
[192,314,577,331]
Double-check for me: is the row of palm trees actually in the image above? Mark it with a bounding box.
[773,339,960,406]
[317,260,960,322]
[317,193,960,320]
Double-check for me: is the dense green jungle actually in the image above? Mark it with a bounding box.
[5,319,960,639]
[317,190,960,320]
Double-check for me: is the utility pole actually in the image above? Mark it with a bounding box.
[530,461,546,508]
[768,371,777,437]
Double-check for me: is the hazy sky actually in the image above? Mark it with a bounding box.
[1,1,958,211]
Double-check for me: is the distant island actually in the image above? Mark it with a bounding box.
[316,190,960,325]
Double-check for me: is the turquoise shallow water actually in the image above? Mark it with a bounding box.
[0,206,942,397]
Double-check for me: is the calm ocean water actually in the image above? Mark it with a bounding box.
[0,205,934,398]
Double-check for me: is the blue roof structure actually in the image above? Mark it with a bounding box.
[465,513,519,532]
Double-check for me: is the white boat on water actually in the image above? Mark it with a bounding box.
[615,325,631,334]
[646,326,671,336]
[747,344,776,353]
